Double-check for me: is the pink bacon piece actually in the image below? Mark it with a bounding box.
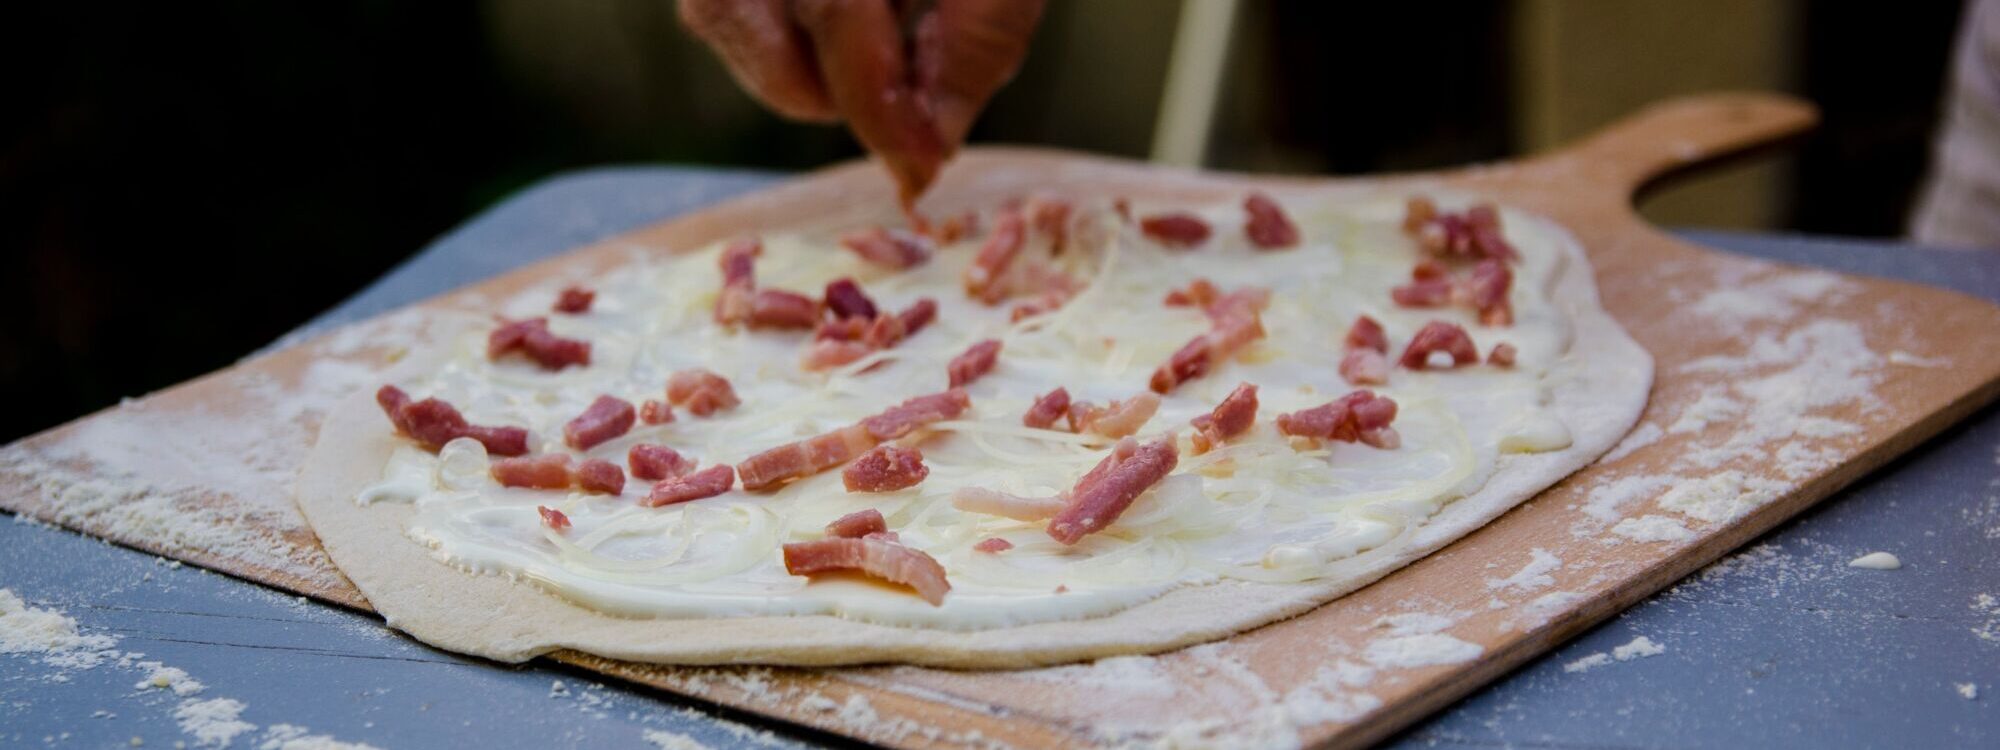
[781,537,951,605]
[1391,260,1455,308]
[842,445,929,492]
[1340,348,1391,385]
[1275,390,1401,448]
[628,443,694,482]
[823,278,878,320]
[946,339,1003,388]
[714,237,761,325]
[1070,392,1161,439]
[973,537,1013,554]
[1022,387,1071,429]
[965,209,1025,304]
[376,385,530,456]
[488,318,591,370]
[1139,212,1212,249]
[1047,436,1180,545]
[574,459,626,495]
[639,399,674,425]
[1190,382,1259,454]
[859,389,971,441]
[1467,259,1514,326]
[826,508,888,539]
[1163,278,1220,308]
[1243,192,1299,250]
[1345,315,1389,353]
[563,395,636,451]
[748,289,821,330]
[1028,197,1073,254]
[1399,321,1480,369]
[951,487,1066,521]
[666,369,740,417]
[739,390,969,491]
[928,210,980,244]
[642,464,735,507]
[492,454,572,490]
[841,227,934,270]
[553,286,595,314]
[1403,197,1516,262]
[1149,286,1271,393]
[538,506,570,531]
[1488,342,1518,367]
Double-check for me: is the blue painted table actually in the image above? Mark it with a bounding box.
[3,168,1995,749]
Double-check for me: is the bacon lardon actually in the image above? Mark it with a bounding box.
[1399,321,1480,369]
[487,318,591,370]
[973,537,1014,553]
[843,445,929,492]
[642,464,735,507]
[748,289,821,330]
[553,286,595,314]
[627,443,694,482]
[740,391,969,491]
[376,385,529,456]
[1275,390,1401,449]
[951,487,1065,521]
[965,209,1025,304]
[492,454,572,490]
[1139,212,1212,249]
[1190,382,1259,454]
[574,459,626,495]
[928,210,980,244]
[666,369,740,417]
[639,400,674,426]
[714,238,760,325]
[1340,348,1391,386]
[1345,315,1389,353]
[781,536,951,605]
[1028,197,1073,254]
[840,227,934,269]
[826,508,889,538]
[859,389,971,441]
[1070,392,1160,439]
[1149,286,1270,393]
[823,278,878,321]
[1488,342,1518,367]
[946,339,1003,388]
[1243,192,1299,250]
[538,505,571,531]
[1466,259,1514,326]
[1022,387,1071,429]
[1047,436,1179,545]
[562,395,635,451]
[1163,278,1220,308]
[1403,197,1517,262]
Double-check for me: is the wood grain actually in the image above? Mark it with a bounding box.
[6,93,2000,749]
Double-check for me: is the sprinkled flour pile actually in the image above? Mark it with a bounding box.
[1561,635,1667,673]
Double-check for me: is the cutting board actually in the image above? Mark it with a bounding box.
[7,93,2000,749]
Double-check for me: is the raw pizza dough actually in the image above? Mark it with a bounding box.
[295,188,1650,668]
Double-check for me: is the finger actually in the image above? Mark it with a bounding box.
[794,0,947,206]
[678,0,839,123]
[914,0,1046,148]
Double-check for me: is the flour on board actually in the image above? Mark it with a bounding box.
[1485,548,1562,593]
[1609,515,1693,544]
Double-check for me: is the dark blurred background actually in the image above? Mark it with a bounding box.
[0,0,1965,442]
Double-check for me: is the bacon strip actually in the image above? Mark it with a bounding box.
[1345,315,1389,353]
[574,459,626,495]
[973,537,1013,553]
[1391,261,1455,308]
[642,464,735,507]
[859,389,971,441]
[1467,259,1514,326]
[842,446,929,492]
[1149,286,1271,393]
[1068,436,1140,499]
[1340,348,1391,386]
[1399,321,1480,369]
[538,505,570,531]
[628,443,695,482]
[928,210,980,244]
[841,227,933,269]
[964,209,1025,304]
[1488,342,1518,367]
[946,339,1003,388]
[951,487,1065,521]
[553,286,595,314]
[714,238,760,325]
[1070,392,1160,439]
[826,508,889,539]
[1403,197,1517,262]
[1028,197,1073,254]
[1047,436,1179,545]
[1022,387,1071,429]
[1276,390,1401,449]
[563,395,636,451]
[1163,278,1220,308]
[1190,382,1259,454]
[748,289,821,329]
[1140,212,1212,249]
[739,390,968,491]
[781,537,951,605]
[376,385,529,456]
[639,399,674,426]
[488,318,591,370]
[1243,192,1299,250]
[492,454,572,490]
[823,278,878,320]
[666,369,740,417]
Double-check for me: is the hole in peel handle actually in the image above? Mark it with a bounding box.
[1534,92,1820,200]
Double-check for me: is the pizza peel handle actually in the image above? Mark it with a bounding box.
[1509,92,1820,208]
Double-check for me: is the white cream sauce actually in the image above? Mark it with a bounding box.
[357,193,1578,629]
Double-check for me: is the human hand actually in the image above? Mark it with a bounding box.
[679,0,1045,208]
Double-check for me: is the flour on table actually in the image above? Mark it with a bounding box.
[174,698,256,748]
[1561,635,1664,673]
[1959,683,1981,700]
[136,662,206,696]
[1973,593,2000,644]
[0,589,121,671]
[642,729,715,750]
[1846,551,1902,570]
[1609,515,1693,544]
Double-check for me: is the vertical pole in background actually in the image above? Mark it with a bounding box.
[1150,0,1240,167]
